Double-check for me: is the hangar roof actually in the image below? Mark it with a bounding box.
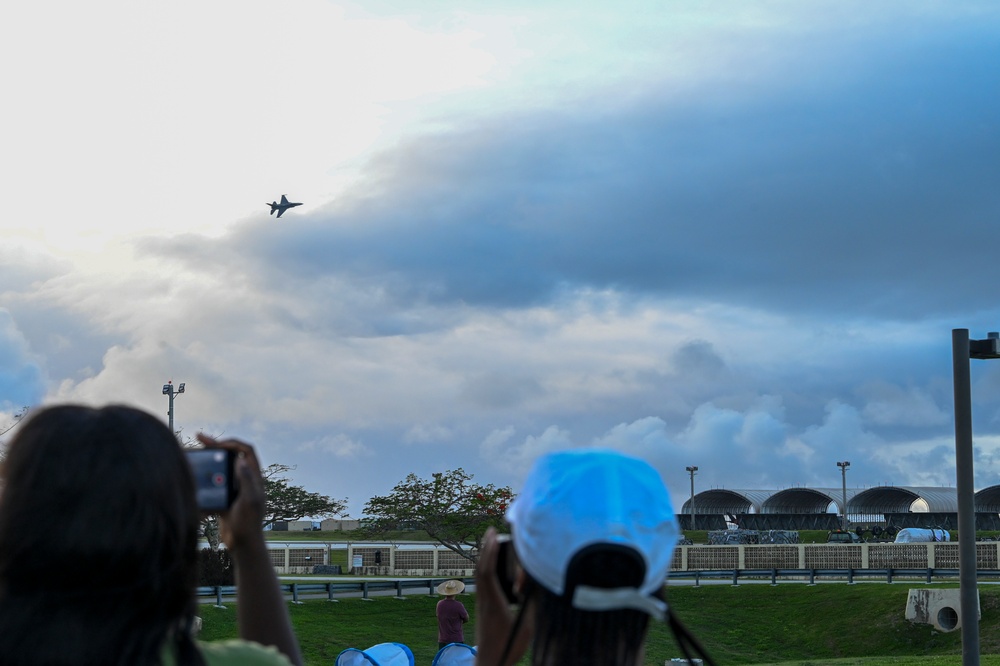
[679,488,775,515]
[680,485,978,516]
[849,486,957,514]
[975,485,1000,512]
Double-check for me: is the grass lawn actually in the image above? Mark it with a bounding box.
[196,582,1000,665]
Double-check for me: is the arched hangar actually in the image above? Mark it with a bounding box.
[679,485,1000,531]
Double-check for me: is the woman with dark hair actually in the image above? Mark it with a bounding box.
[474,449,715,666]
[0,404,302,666]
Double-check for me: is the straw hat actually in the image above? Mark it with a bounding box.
[436,579,466,596]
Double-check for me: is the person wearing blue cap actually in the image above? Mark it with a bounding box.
[473,449,714,666]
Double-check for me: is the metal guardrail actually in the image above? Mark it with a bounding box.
[197,577,476,606]
[667,568,1000,585]
[198,568,1000,607]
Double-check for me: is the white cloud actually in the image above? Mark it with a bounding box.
[480,425,575,476]
[300,433,372,459]
[403,424,454,444]
[0,310,47,410]
[801,401,882,454]
[593,416,672,460]
[859,381,949,427]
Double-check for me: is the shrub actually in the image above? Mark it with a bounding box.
[198,548,234,586]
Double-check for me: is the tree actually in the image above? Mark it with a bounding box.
[199,462,348,549]
[262,463,349,530]
[361,468,513,562]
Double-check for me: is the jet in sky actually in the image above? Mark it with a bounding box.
[267,195,303,218]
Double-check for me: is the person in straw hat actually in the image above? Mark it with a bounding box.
[436,579,469,649]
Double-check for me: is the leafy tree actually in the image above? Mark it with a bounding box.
[361,468,513,562]
[262,463,348,529]
[199,462,348,549]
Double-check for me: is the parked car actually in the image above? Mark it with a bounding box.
[827,529,862,544]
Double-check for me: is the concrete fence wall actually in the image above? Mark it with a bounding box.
[672,541,1000,572]
[263,540,1000,576]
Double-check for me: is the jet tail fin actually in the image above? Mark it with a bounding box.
[268,202,278,215]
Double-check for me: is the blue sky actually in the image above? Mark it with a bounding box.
[3,1,1000,515]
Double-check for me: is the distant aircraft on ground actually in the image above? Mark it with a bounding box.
[267,195,302,218]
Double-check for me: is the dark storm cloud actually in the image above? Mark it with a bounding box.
[153,13,1000,327]
[124,7,1000,507]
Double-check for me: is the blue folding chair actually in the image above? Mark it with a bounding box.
[432,643,477,666]
[335,642,415,666]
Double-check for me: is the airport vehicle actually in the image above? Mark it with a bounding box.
[827,529,862,544]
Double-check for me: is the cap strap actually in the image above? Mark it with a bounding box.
[571,586,667,620]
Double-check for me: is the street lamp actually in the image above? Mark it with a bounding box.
[162,380,185,435]
[836,461,850,532]
[686,466,698,531]
[952,329,1000,666]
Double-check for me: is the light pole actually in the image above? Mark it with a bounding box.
[837,461,850,532]
[162,380,185,435]
[686,466,698,531]
[952,329,1000,666]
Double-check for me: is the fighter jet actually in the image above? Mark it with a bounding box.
[267,195,303,218]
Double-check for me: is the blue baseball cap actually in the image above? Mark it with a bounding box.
[505,449,679,618]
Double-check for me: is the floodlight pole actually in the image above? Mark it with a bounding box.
[686,466,698,531]
[953,329,1000,666]
[162,380,186,435]
[837,461,850,532]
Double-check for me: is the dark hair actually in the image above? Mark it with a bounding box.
[521,545,652,666]
[0,405,203,665]
[507,544,715,666]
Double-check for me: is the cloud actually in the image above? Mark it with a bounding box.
[0,243,66,296]
[858,381,949,428]
[480,425,575,476]
[460,372,546,411]
[0,309,47,411]
[800,401,881,453]
[592,416,673,461]
[140,11,1000,326]
[7,2,1000,516]
[300,433,372,459]
[403,424,454,444]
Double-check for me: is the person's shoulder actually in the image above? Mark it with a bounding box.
[197,639,295,665]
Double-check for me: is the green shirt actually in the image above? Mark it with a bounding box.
[162,640,293,665]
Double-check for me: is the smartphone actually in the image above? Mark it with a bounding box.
[185,448,237,512]
[494,534,519,604]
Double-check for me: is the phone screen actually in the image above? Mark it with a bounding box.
[185,448,236,512]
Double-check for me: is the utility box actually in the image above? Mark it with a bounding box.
[905,588,978,632]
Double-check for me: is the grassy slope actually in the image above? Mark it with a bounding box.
[197,583,1000,665]
[662,584,994,663]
